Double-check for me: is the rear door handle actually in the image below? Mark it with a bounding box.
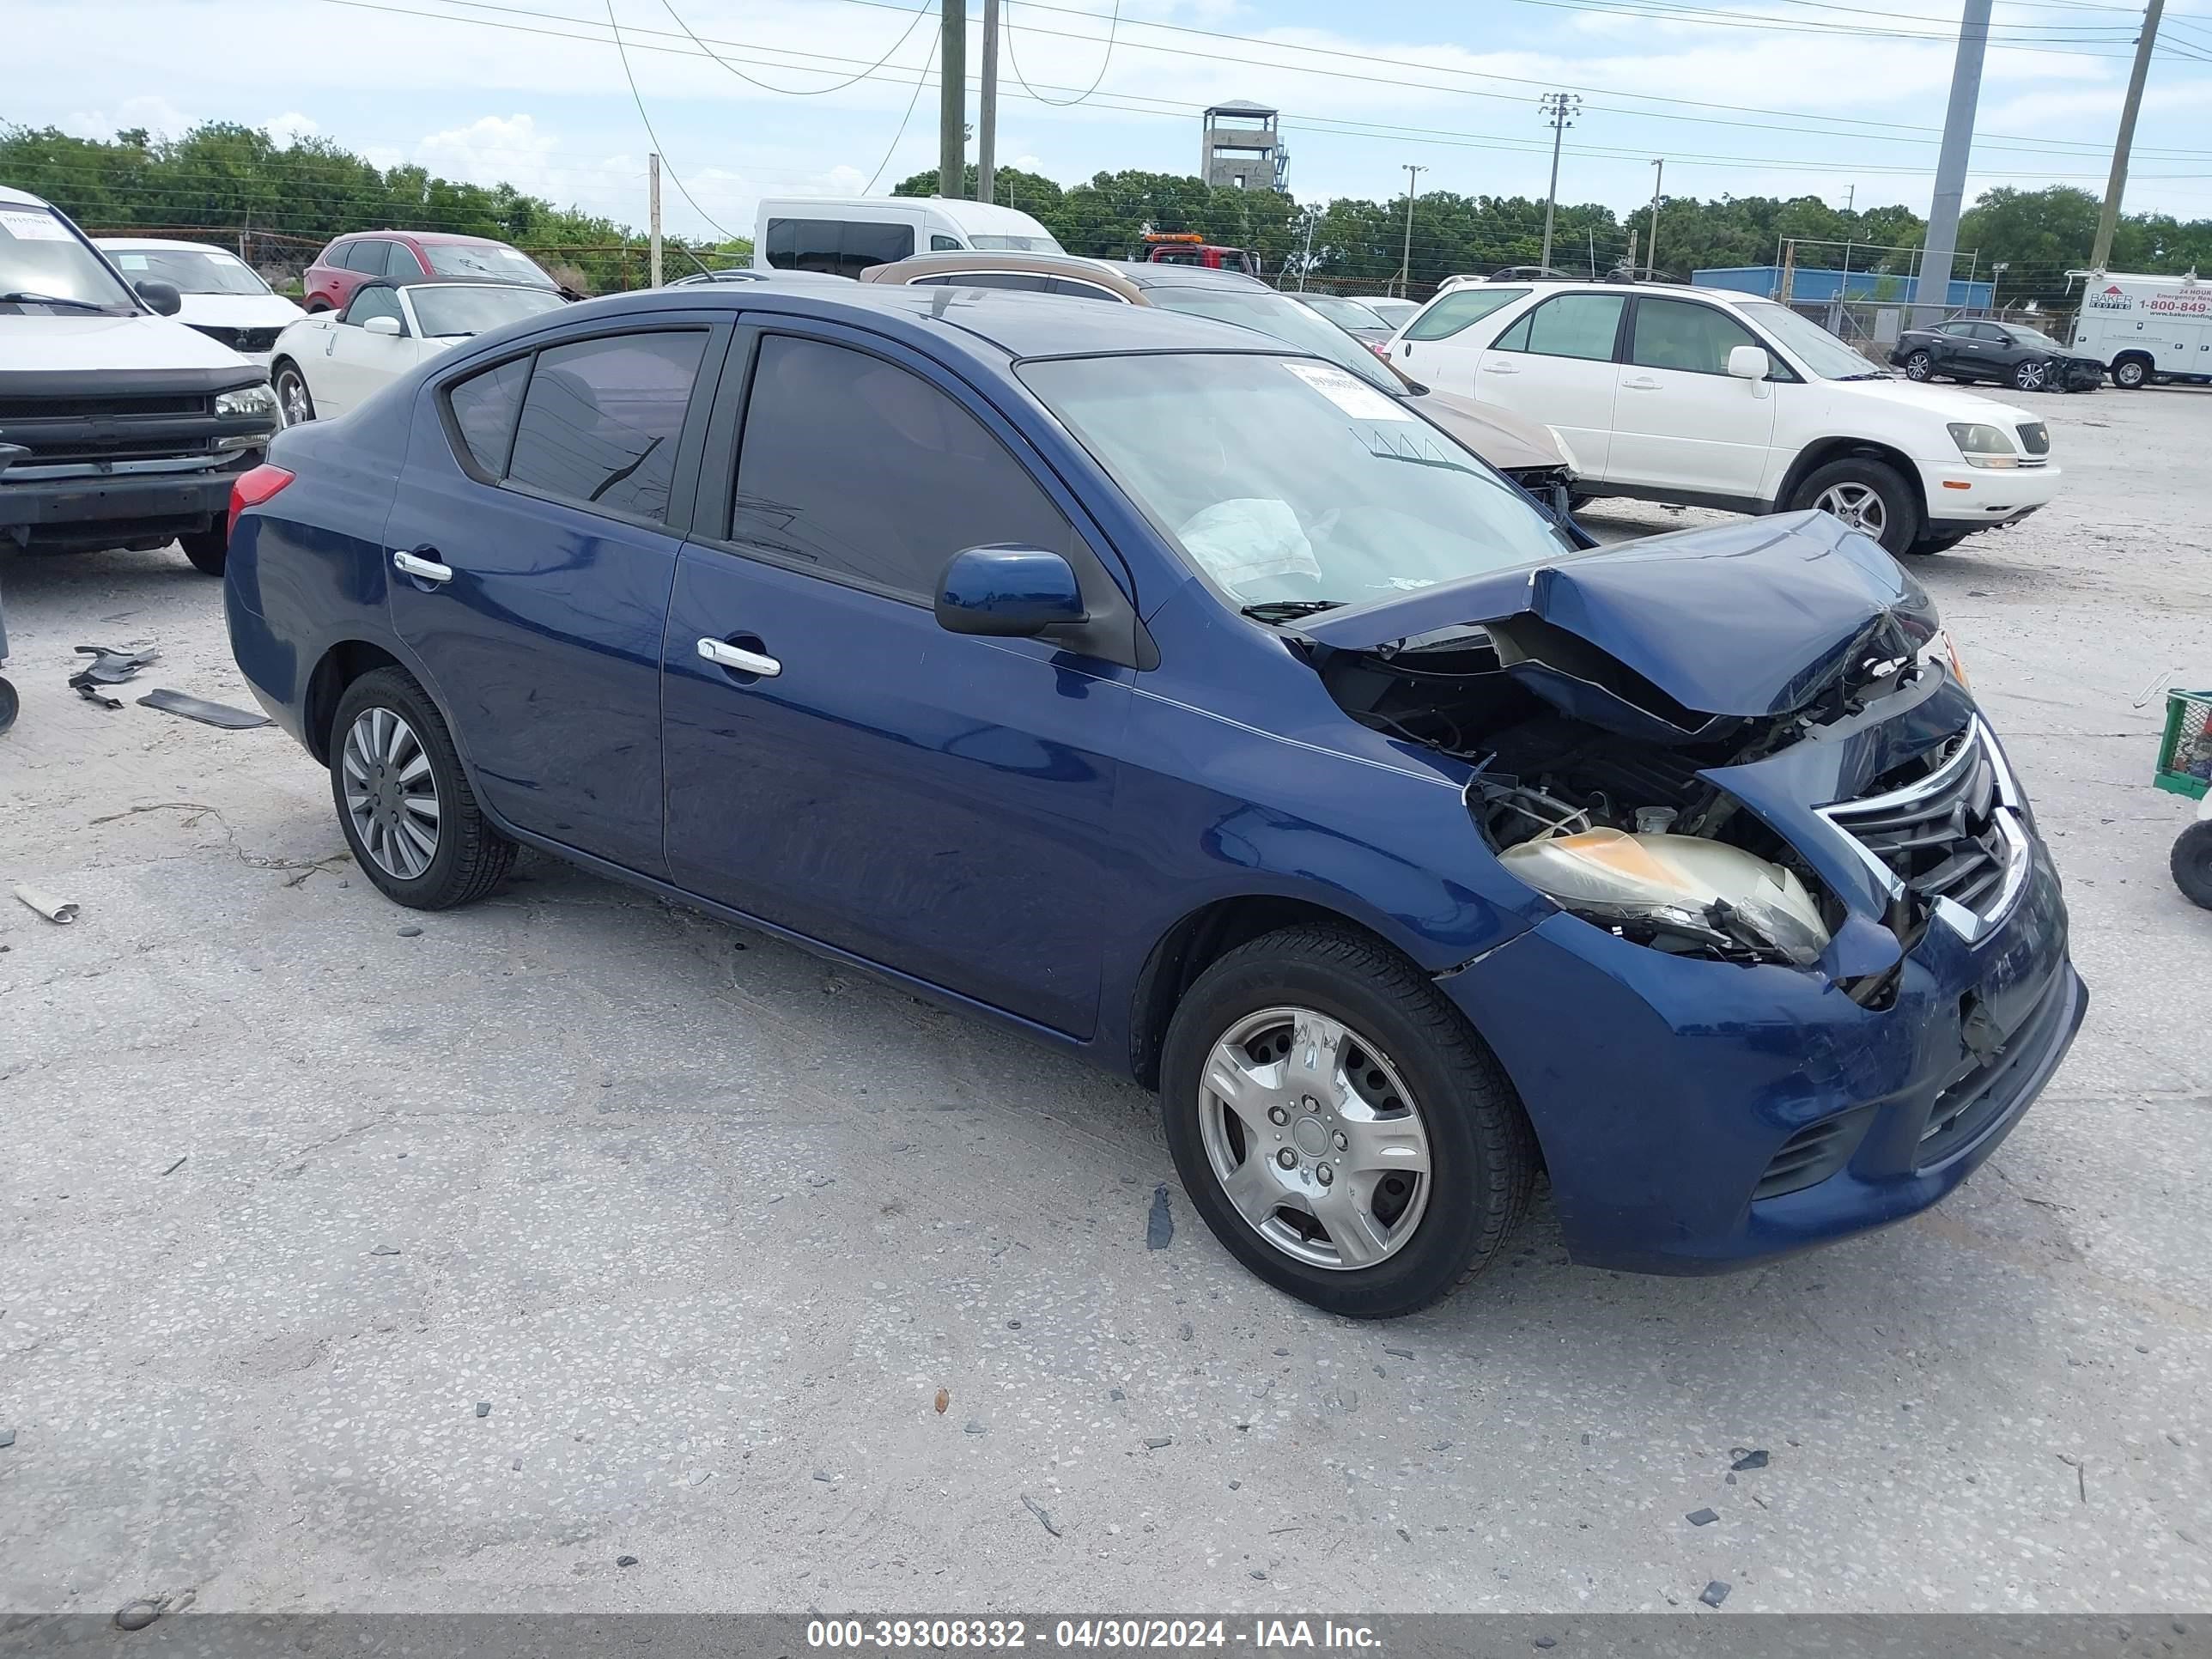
[697,637,781,678]
[1482,362,1519,374]
[392,548,453,584]
[1621,377,1661,391]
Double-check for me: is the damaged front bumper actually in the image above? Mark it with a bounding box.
[1441,833,2084,1275]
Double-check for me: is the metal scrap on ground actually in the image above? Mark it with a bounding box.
[12,884,78,924]
[136,689,270,729]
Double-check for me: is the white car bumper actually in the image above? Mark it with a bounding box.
[1919,460,2060,530]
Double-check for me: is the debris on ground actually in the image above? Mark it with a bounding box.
[474,1402,490,1419]
[934,1388,950,1414]
[112,1601,161,1632]
[686,1469,712,1486]
[1020,1493,1062,1537]
[616,1554,639,1567]
[1383,1346,1413,1359]
[1144,1436,1173,1449]
[368,1245,401,1257]
[161,1157,187,1176]
[0,1428,15,1449]
[12,884,78,924]
[813,1469,834,1483]
[1730,1448,1771,1471]
[1179,1322,1194,1341]
[964,1419,987,1436]
[396,926,422,938]
[1146,1184,1173,1249]
[1686,1508,1719,1526]
[1699,1581,1731,1608]
[136,689,270,729]
[69,642,159,708]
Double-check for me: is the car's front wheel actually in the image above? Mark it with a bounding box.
[273,361,316,427]
[1790,457,1921,556]
[329,667,516,909]
[1901,349,1933,381]
[1159,925,1536,1318]
[179,528,228,575]
[2013,358,2051,392]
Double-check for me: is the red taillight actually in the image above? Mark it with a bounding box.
[228,464,295,539]
[1367,341,1391,359]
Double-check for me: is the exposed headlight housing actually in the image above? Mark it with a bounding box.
[1501,828,1832,966]
[1917,624,1972,690]
[1948,422,2019,469]
[215,382,280,449]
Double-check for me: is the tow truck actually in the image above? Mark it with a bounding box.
[1140,232,1257,276]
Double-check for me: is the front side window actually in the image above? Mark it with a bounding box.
[1626,297,1760,375]
[931,234,963,252]
[1023,352,1573,610]
[343,286,404,330]
[0,204,138,312]
[446,356,532,477]
[383,241,424,278]
[106,246,271,295]
[729,335,1076,599]
[1404,286,1528,341]
[1492,293,1626,362]
[505,331,707,523]
[1733,301,1882,380]
[332,240,380,272]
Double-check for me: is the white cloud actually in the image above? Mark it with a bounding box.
[60,94,196,142]
[263,111,321,144]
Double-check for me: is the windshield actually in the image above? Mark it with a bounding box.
[423,242,555,285]
[1302,295,1387,329]
[1735,301,1883,380]
[969,233,1062,252]
[1022,352,1575,610]
[410,284,567,337]
[1139,287,1406,394]
[104,245,271,295]
[0,204,139,312]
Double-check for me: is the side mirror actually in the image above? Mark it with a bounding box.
[1727,344,1772,380]
[935,545,1086,637]
[136,279,182,317]
[362,314,403,337]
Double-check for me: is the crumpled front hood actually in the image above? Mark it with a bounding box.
[1409,387,1565,472]
[1299,509,1934,726]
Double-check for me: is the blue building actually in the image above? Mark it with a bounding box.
[1692,265,1996,309]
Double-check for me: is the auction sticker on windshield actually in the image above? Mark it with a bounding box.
[0,210,70,241]
[1282,362,1410,422]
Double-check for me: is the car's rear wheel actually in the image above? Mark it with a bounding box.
[1910,527,1968,556]
[179,528,228,575]
[1159,925,1536,1318]
[1790,457,1921,556]
[273,361,316,427]
[2112,356,2150,390]
[2174,823,2212,910]
[1901,349,1933,381]
[2013,358,2051,392]
[329,668,516,910]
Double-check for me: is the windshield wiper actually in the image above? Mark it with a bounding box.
[0,291,114,312]
[1240,599,1345,623]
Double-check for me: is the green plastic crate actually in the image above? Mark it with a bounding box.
[2156,689,2212,800]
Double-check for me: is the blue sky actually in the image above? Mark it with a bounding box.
[15,0,2212,253]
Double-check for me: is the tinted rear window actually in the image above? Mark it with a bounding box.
[446,356,532,477]
[505,331,707,524]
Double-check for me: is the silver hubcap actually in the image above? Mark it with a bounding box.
[1905,354,1929,379]
[2018,362,2045,388]
[2119,363,2142,386]
[1198,1007,1432,1271]
[1814,481,1887,538]
[278,372,312,426]
[341,707,441,880]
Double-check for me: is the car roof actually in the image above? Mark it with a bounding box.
[356,276,553,295]
[1488,279,1761,308]
[0,183,50,209]
[860,250,1140,295]
[331,229,512,248]
[557,282,1305,363]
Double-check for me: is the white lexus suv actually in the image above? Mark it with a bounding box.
[1386,280,2059,555]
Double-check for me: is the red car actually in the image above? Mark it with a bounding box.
[301,231,556,313]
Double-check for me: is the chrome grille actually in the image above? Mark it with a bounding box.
[1818,719,2030,939]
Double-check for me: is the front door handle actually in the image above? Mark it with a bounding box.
[1482,362,1520,374]
[1621,376,1661,391]
[392,548,453,584]
[697,637,781,678]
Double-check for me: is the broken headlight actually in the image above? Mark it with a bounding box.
[1947,422,2020,469]
[1501,828,1832,966]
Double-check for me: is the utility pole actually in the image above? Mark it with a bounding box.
[1397,164,1426,297]
[1539,92,1580,273]
[939,0,965,199]
[648,152,663,289]
[2092,0,2164,270]
[976,0,1000,204]
[1645,157,1662,280]
[1914,0,1992,327]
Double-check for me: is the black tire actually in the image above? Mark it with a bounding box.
[1901,349,1933,381]
[329,667,516,910]
[2012,358,2051,392]
[2112,356,2149,390]
[179,527,228,575]
[273,360,316,427]
[1908,528,1967,556]
[1158,924,1537,1318]
[0,676,16,735]
[1789,456,1922,556]
[2174,822,2212,911]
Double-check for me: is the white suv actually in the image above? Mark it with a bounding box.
[1386,281,2060,555]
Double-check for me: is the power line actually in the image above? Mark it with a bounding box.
[659,0,932,94]
[603,0,736,237]
[1001,0,1121,108]
[862,30,939,188]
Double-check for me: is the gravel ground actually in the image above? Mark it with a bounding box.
[2,386,2209,1616]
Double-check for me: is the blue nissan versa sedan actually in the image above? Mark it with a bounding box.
[224,283,2086,1317]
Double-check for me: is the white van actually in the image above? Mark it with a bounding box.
[753,196,1061,278]
[2067,270,2212,388]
